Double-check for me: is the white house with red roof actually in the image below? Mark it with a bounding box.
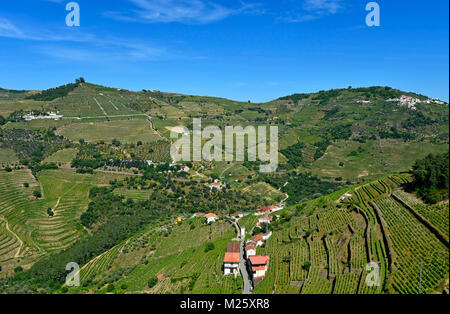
[224,242,241,275]
[262,232,272,241]
[255,206,271,215]
[224,252,240,275]
[245,232,272,257]
[231,211,244,219]
[209,183,222,190]
[205,213,219,224]
[248,255,270,280]
[257,215,273,228]
[255,205,281,216]
[169,163,188,172]
[245,241,257,257]
[269,205,282,213]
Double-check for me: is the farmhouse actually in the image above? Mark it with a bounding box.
[245,241,257,257]
[231,211,244,219]
[257,216,273,229]
[248,255,270,283]
[255,206,270,215]
[223,242,241,275]
[192,212,204,218]
[169,163,188,171]
[262,232,272,241]
[269,205,282,213]
[205,213,219,224]
[255,205,281,215]
[245,232,272,257]
[209,183,222,190]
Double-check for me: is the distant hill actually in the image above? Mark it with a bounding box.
[1,81,448,182]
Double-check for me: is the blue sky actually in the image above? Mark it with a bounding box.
[0,0,448,102]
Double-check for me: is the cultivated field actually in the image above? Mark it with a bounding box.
[57,119,162,144]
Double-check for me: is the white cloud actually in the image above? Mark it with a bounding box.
[0,16,164,62]
[280,0,344,23]
[0,18,26,39]
[303,0,342,14]
[105,0,261,24]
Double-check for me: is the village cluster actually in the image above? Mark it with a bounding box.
[356,95,447,111]
[175,203,283,290]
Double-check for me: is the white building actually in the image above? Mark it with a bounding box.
[23,112,63,121]
[205,213,219,224]
[249,256,270,280]
[223,252,240,275]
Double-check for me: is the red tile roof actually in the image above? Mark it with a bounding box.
[224,252,240,263]
[252,234,264,243]
[205,213,218,218]
[246,242,256,250]
[227,242,240,253]
[257,205,279,212]
[249,255,270,265]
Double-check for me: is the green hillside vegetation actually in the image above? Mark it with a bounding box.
[26,83,79,102]
[0,81,448,294]
[409,152,449,203]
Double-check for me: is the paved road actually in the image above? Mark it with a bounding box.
[231,219,252,294]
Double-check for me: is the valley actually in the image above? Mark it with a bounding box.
[0,81,448,294]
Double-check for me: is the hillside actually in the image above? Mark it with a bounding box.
[1,82,448,182]
[0,81,448,294]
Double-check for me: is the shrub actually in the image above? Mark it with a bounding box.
[204,242,215,253]
[14,266,23,273]
[302,261,311,271]
[148,277,158,288]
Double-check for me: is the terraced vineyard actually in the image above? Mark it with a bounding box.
[0,169,42,261]
[254,174,449,294]
[0,169,103,274]
[373,197,449,294]
[79,241,127,282]
[48,84,138,117]
[67,219,239,294]
[0,219,21,264]
[393,190,449,239]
